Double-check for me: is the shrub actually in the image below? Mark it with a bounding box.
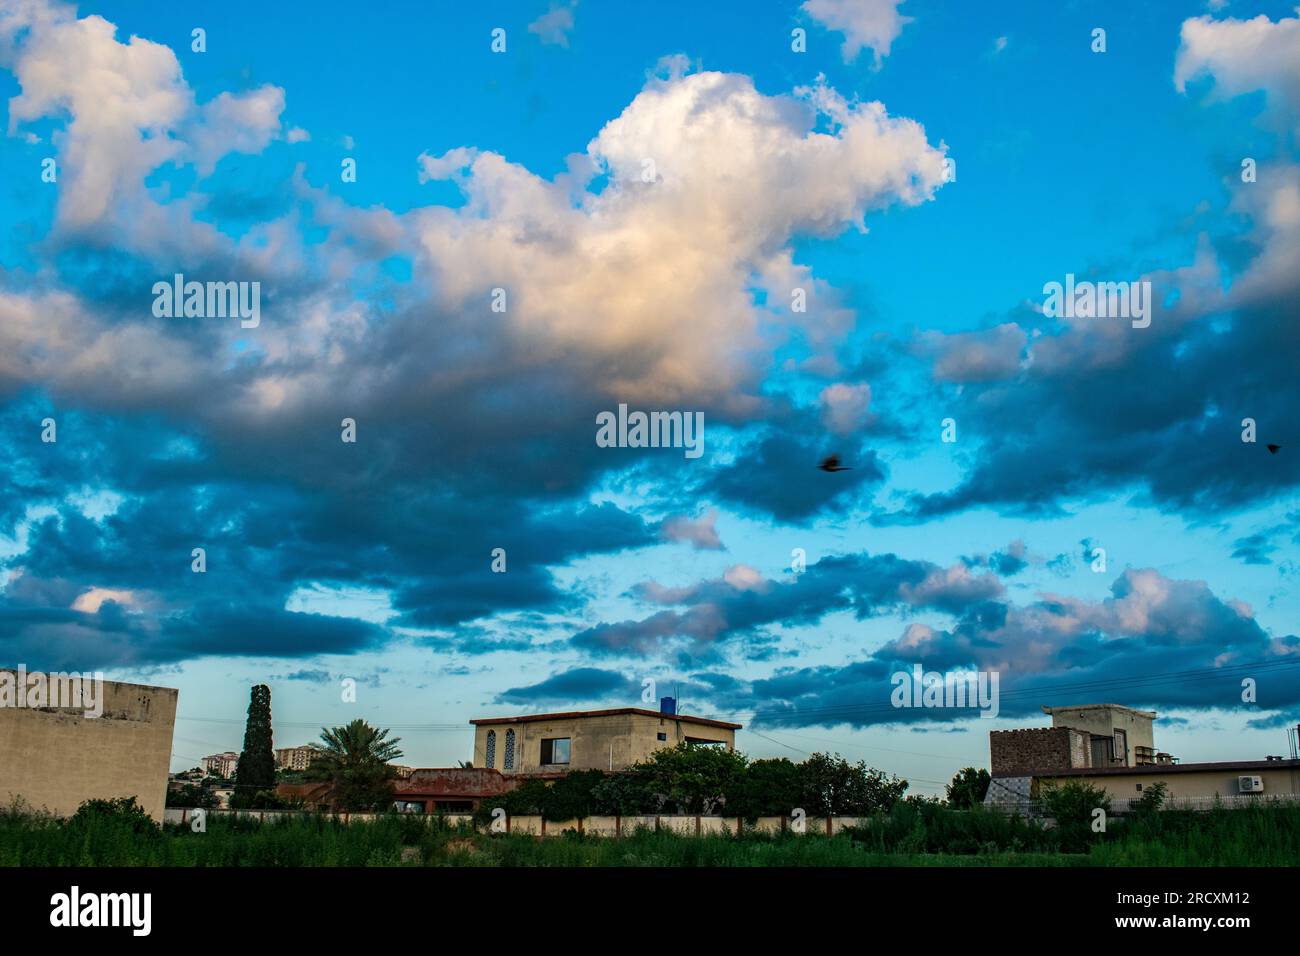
[69,796,159,838]
[1131,781,1167,817]
[1040,780,1110,852]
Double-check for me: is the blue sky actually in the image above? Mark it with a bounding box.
[1,0,1298,795]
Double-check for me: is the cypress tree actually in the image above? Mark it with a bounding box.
[234,684,276,794]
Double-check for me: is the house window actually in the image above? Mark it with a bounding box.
[485,730,496,769]
[504,729,515,770]
[1136,783,1143,792]
[657,733,667,741]
[540,737,570,765]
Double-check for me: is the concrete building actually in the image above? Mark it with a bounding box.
[202,751,239,778]
[470,699,741,774]
[987,703,1300,810]
[0,669,178,822]
[274,745,321,772]
[1041,703,1167,767]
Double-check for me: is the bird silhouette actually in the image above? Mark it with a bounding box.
[1267,444,1281,454]
[818,454,852,472]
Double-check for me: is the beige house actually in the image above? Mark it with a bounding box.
[0,669,178,822]
[987,703,1300,809]
[470,705,740,774]
[1032,759,1300,806]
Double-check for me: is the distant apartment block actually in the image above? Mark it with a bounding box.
[0,669,178,822]
[274,745,321,772]
[202,751,239,778]
[470,697,741,774]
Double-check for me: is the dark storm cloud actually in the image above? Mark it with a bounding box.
[897,267,1300,522]
[0,394,659,665]
[0,597,386,672]
[1231,515,1299,566]
[496,667,638,706]
[706,430,886,522]
[962,540,1029,577]
[688,568,1300,729]
[571,551,1003,658]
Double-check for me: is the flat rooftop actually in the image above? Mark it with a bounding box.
[1042,703,1157,719]
[998,758,1300,779]
[470,707,742,730]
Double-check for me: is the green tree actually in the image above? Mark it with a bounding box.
[726,757,802,820]
[304,719,404,811]
[542,770,607,821]
[165,784,218,809]
[589,771,654,815]
[633,743,749,814]
[945,767,991,809]
[798,752,908,815]
[233,684,276,797]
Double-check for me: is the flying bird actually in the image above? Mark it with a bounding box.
[1267,444,1281,454]
[818,454,852,472]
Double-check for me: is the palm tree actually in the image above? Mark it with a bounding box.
[305,719,404,811]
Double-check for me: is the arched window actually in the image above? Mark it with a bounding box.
[485,730,496,769]
[504,729,515,770]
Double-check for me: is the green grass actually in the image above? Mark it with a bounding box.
[2,803,1296,866]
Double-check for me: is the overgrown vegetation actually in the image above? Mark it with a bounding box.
[5,791,1297,867]
[472,746,908,824]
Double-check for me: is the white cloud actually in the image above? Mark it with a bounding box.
[918,323,1027,383]
[2,0,284,251]
[900,563,1003,609]
[801,0,912,66]
[1175,10,1300,134]
[819,382,873,434]
[660,510,724,550]
[411,68,947,405]
[72,587,136,613]
[190,86,287,176]
[0,6,948,456]
[723,564,766,592]
[528,1,576,47]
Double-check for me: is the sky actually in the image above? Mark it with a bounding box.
[1,0,1298,796]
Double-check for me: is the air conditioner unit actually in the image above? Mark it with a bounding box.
[1238,775,1264,794]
